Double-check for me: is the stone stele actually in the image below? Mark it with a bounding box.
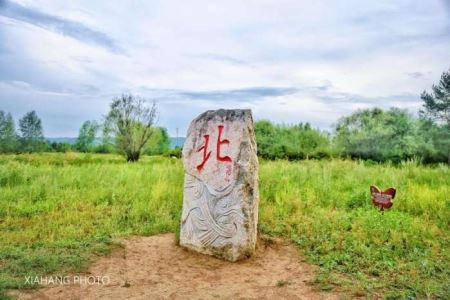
[180,109,259,262]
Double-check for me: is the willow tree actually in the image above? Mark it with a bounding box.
[334,108,420,162]
[104,94,157,162]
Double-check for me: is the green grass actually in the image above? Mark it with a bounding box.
[259,159,449,298]
[0,153,448,299]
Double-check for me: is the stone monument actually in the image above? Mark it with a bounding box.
[180,109,259,261]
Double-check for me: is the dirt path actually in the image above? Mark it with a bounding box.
[13,234,340,299]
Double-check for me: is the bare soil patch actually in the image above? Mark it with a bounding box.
[12,234,340,299]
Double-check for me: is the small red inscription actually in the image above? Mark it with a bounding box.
[224,165,233,182]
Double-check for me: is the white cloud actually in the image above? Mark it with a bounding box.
[0,0,449,136]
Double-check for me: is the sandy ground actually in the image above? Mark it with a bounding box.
[12,234,340,300]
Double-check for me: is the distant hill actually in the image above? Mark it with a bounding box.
[170,137,185,149]
[47,137,78,144]
[47,137,185,149]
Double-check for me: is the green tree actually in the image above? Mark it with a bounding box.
[18,110,46,152]
[433,125,450,164]
[94,125,116,154]
[254,120,280,159]
[334,108,421,162]
[104,94,157,162]
[144,127,170,155]
[50,142,72,153]
[416,119,450,163]
[254,120,331,160]
[75,120,99,152]
[420,69,450,164]
[0,111,18,153]
[420,68,450,126]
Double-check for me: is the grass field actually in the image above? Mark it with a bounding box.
[0,153,449,299]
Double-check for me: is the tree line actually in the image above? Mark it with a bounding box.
[255,70,450,164]
[255,69,449,164]
[1,69,449,163]
[0,111,47,153]
[255,108,448,163]
[0,96,171,159]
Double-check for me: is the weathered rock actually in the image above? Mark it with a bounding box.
[180,109,259,262]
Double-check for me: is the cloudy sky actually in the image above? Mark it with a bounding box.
[1,0,449,137]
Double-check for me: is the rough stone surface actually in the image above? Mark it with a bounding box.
[180,109,259,261]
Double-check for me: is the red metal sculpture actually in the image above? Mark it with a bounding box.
[370,185,396,212]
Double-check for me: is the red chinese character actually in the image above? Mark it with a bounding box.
[196,125,232,172]
[216,125,231,162]
[196,134,211,172]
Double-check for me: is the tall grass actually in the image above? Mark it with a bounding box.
[0,154,183,296]
[259,159,449,298]
[0,153,448,298]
